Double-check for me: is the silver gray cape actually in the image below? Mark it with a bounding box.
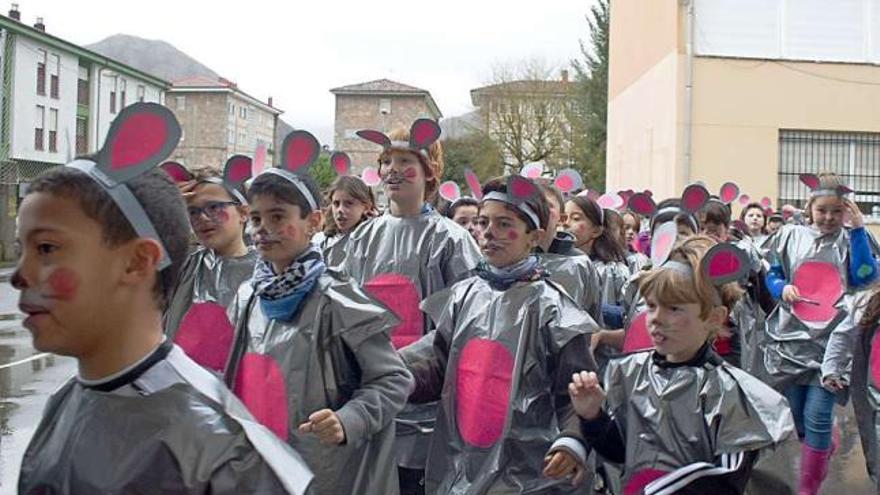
[604,350,795,492]
[225,269,413,495]
[19,345,313,494]
[408,276,598,494]
[342,210,482,468]
[163,246,258,373]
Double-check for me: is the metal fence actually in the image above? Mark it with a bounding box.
[778,130,880,212]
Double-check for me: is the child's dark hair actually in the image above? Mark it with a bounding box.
[740,203,767,226]
[652,198,699,234]
[323,176,375,236]
[702,200,731,227]
[537,181,565,212]
[481,176,550,231]
[248,172,323,218]
[189,166,245,204]
[26,167,190,310]
[446,197,479,219]
[567,196,627,263]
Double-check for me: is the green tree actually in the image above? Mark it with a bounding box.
[570,0,609,191]
[442,132,505,189]
[310,154,334,191]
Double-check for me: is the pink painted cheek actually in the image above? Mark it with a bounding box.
[506,230,519,241]
[214,209,231,224]
[403,167,418,180]
[281,224,299,241]
[47,268,79,301]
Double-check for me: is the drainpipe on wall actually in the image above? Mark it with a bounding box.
[683,0,695,184]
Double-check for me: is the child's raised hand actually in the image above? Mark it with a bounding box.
[177,180,198,201]
[542,451,586,486]
[298,409,345,445]
[844,198,864,228]
[782,285,801,304]
[568,371,605,420]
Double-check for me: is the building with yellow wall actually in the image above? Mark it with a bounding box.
[606,0,880,219]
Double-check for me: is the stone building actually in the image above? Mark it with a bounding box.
[164,76,281,170]
[330,79,441,171]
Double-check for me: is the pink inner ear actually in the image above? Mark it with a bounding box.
[364,273,424,349]
[720,182,740,203]
[110,113,168,170]
[174,302,234,373]
[161,162,190,183]
[465,170,483,200]
[869,329,880,386]
[234,353,289,440]
[331,153,350,175]
[226,157,252,184]
[682,185,709,212]
[739,194,751,205]
[800,174,821,190]
[628,194,655,216]
[410,120,440,147]
[285,136,318,171]
[597,194,616,209]
[761,197,772,208]
[707,250,741,278]
[521,164,542,179]
[439,181,461,201]
[361,167,381,186]
[253,142,267,175]
[651,230,675,265]
[455,338,514,448]
[510,176,536,198]
[555,174,574,193]
[792,261,843,323]
[623,311,652,353]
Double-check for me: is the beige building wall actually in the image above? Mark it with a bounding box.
[690,57,880,211]
[334,94,438,171]
[606,0,685,198]
[165,92,228,169]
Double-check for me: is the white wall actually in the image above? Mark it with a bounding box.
[695,0,880,64]
[92,69,163,151]
[10,36,78,163]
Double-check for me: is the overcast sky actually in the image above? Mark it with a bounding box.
[19,0,594,141]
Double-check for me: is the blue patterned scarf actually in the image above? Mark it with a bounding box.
[476,255,545,290]
[252,245,326,321]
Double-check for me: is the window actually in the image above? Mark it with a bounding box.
[77,69,89,106]
[34,105,44,151]
[239,106,247,119]
[238,131,246,146]
[137,85,145,103]
[228,102,234,115]
[379,98,392,115]
[778,130,880,212]
[120,79,127,108]
[49,54,59,99]
[75,116,87,155]
[48,109,58,153]
[109,77,118,114]
[36,49,46,96]
[176,96,185,110]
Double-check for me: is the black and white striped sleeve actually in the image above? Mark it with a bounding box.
[642,450,757,495]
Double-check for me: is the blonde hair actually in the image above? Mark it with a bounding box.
[379,127,444,200]
[638,235,744,320]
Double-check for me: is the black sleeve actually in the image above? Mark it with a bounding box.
[578,409,626,464]
[402,329,449,404]
[553,333,597,445]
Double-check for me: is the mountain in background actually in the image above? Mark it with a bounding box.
[85,34,218,83]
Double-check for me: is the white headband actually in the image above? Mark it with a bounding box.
[484,191,540,229]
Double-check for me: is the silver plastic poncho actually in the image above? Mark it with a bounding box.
[225,270,413,495]
[626,250,649,275]
[822,291,880,490]
[342,210,481,468]
[410,276,597,494]
[163,246,258,373]
[603,349,795,494]
[762,225,871,389]
[319,231,350,272]
[539,253,604,325]
[594,260,630,309]
[19,344,313,494]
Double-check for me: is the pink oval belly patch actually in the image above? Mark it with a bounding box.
[233,352,289,440]
[174,302,235,372]
[791,261,843,323]
[364,273,424,349]
[455,338,514,448]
